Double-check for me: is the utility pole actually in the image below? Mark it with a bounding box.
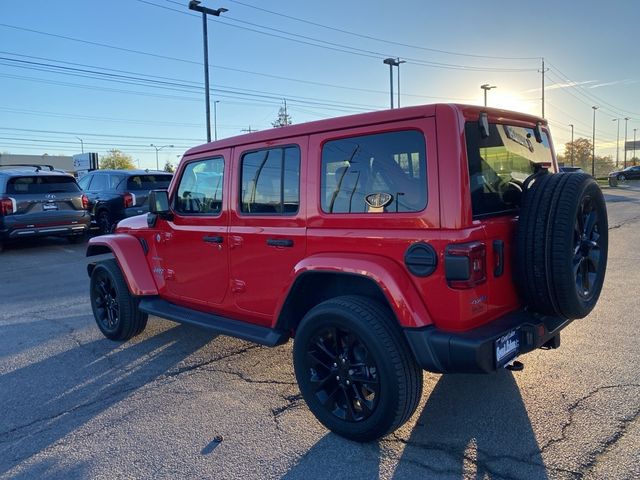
[569,124,574,166]
[481,84,496,107]
[284,98,289,124]
[188,0,228,143]
[592,106,598,177]
[613,118,620,167]
[540,57,549,118]
[241,126,256,133]
[623,117,630,168]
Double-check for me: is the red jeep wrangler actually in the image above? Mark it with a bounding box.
[87,104,608,441]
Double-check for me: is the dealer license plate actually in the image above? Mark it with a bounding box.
[43,202,58,211]
[495,329,520,368]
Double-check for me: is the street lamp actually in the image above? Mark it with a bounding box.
[612,118,620,168]
[214,100,220,141]
[150,144,174,171]
[591,106,598,177]
[382,58,405,109]
[188,0,228,143]
[634,128,638,163]
[481,84,496,107]
[569,124,574,166]
[76,136,84,154]
[623,117,630,168]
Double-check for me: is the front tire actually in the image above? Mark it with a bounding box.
[293,296,423,442]
[90,259,148,341]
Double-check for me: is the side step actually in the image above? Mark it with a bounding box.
[138,297,289,347]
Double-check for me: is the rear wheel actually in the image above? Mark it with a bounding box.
[97,210,113,235]
[90,259,148,341]
[618,174,626,182]
[293,296,423,442]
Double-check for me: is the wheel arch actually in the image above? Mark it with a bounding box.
[86,234,158,296]
[275,254,434,334]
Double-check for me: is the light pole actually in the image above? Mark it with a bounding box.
[612,118,620,167]
[481,84,496,107]
[213,100,220,141]
[188,0,228,143]
[383,58,399,109]
[76,136,84,154]
[592,106,598,177]
[634,128,637,163]
[569,124,574,166]
[623,117,630,168]
[150,144,174,171]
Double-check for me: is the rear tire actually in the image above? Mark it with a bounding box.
[90,259,148,341]
[97,210,113,235]
[293,295,423,442]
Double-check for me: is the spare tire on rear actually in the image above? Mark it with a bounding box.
[515,172,608,319]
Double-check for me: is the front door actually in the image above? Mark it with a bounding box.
[228,139,307,323]
[154,153,229,307]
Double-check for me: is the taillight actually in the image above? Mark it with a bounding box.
[81,194,89,210]
[445,241,487,289]
[123,192,136,208]
[0,197,16,216]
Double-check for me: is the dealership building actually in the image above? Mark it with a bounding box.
[0,153,98,177]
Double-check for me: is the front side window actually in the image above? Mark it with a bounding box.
[175,157,224,215]
[77,175,92,190]
[465,122,553,218]
[240,146,300,214]
[321,130,427,213]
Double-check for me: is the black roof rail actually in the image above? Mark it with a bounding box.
[0,163,56,171]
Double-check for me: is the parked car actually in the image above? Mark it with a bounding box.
[78,169,173,234]
[86,104,608,441]
[559,166,587,174]
[608,165,640,186]
[0,164,90,252]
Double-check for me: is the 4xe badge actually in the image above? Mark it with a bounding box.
[365,192,393,209]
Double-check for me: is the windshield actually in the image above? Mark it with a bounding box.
[466,122,554,218]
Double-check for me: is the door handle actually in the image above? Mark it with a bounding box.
[203,235,224,243]
[266,238,294,248]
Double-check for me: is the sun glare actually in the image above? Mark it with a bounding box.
[482,91,538,114]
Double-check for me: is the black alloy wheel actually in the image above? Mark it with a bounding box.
[573,195,601,300]
[306,325,380,422]
[92,268,120,334]
[293,296,422,442]
[98,211,113,235]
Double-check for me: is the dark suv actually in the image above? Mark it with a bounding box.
[78,170,173,234]
[0,164,90,252]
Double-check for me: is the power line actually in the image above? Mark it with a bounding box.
[223,0,541,61]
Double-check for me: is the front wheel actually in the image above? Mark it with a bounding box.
[618,174,626,182]
[293,296,423,442]
[90,259,148,341]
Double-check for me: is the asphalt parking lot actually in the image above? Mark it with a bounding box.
[1,186,639,480]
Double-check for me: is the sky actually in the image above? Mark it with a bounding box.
[0,0,638,169]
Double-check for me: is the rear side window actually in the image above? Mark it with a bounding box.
[465,122,553,218]
[6,176,80,194]
[175,157,224,215]
[127,175,172,191]
[321,130,427,213]
[240,146,300,215]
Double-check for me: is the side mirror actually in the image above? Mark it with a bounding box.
[148,189,172,227]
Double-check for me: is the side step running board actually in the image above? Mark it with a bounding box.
[138,297,289,347]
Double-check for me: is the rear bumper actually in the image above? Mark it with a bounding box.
[404,309,573,374]
[1,212,90,240]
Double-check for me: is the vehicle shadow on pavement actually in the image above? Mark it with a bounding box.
[392,371,548,479]
[0,325,215,476]
[282,370,547,480]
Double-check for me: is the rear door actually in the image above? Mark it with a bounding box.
[228,138,307,323]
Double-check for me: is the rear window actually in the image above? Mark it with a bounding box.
[6,176,80,194]
[127,175,172,191]
[465,122,553,218]
[321,130,427,214]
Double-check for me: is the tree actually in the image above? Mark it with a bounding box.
[563,138,615,177]
[100,149,135,170]
[163,160,175,173]
[271,102,292,128]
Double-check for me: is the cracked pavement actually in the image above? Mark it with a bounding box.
[0,186,639,479]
